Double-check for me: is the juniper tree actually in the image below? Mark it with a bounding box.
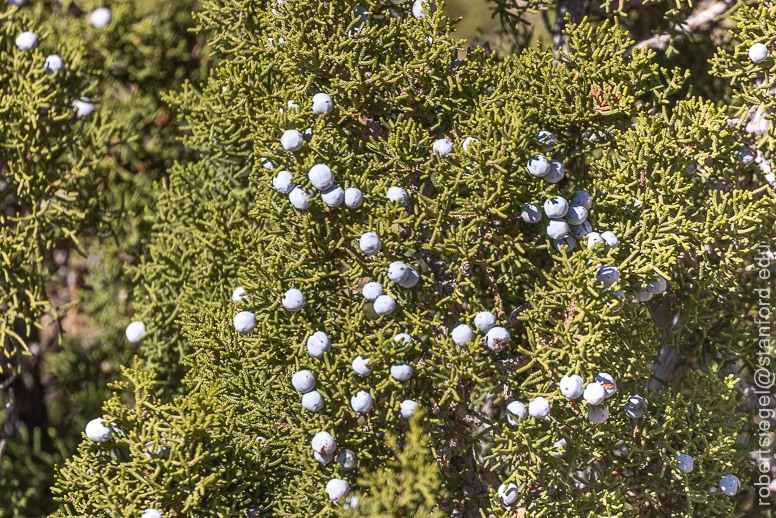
[0,0,207,513]
[1,0,206,360]
[54,1,775,517]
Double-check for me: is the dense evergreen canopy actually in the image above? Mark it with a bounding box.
[1,1,774,517]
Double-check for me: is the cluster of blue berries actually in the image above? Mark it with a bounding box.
[272,130,515,502]
[230,271,422,503]
[559,373,617,423]
[522,132,674,311]
[522,136,619,255]
[452,311,510,352]
[495,371,740,505]
[14,7,111,118]
[269,94,364,213]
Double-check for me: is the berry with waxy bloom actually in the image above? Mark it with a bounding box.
[432,138,453,157]
[325,478,350,502]
[390,361,413,381]
[400,399,418,419]
[497,482,518,505]
[474,311,496,333]
[233,312,256,333]
[412,0,435,19]
[546,219,569,239]
[571,190,592,210]
[544,160,564,184]
[387,261,410,283]
[282,288,305,312]
[85,418,112,442]
[359,232,381,255]
[302,391,324,412]
[528,397,550,418]
[633,282,653,302]
[398,268,420,288]
[292,370,316,393]
[738,146,756,164]
[306,331,330,358]
[565,204,588,225]
[537,130,556,146]
[553,235,576,252]
[264,161,287,184]
[15,31,38,50]
[570,220,593,239]
[308,164,334,191]
[321,186,345,207]
[719,474,740,496]
[393,333,412,346]
[386,186,409,206]
[676,454,694,473]
[583,382,605,406]
[344,188,363,208]
[362,282,383,301]
[749,42,769,63]
[72,98,95,118]
[587,232,605,248]
[485,326,510,351]
[462,136,478,151]
[588,407,609,423]
[596,373,616,398]
[337,450,357,469]
[373,295,396,315]
[312,93,333,114]
[280,129,304,151]
[315,451,334,464]
[506,401,526,426]
[527,155,550,177]
[44,55,64,74]
[352,356,373,376]
[521,203,542,223]
[559,374,584,399]
[624,395,647,418]
[646,274,667,294]
[311,431,336,455]
[596,264,619,290]
[543,196,569,219]
[91,7,111,28]
[126,321,146,343]
[232,287,247,302]
[600,231,618,248]
[288,186,313,209]
[451,324,474,345]
[351,391,373,413]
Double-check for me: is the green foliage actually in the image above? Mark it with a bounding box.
[0,426,70,518]
[340,412,449,518]
[40,1,776,518]
[1,0,96,352]
[0,0,208,514]
[486,371,752,517]
[711,3,776,152]
[54,363,268,517]
[0,0,207,354]
[126,160,259,389]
